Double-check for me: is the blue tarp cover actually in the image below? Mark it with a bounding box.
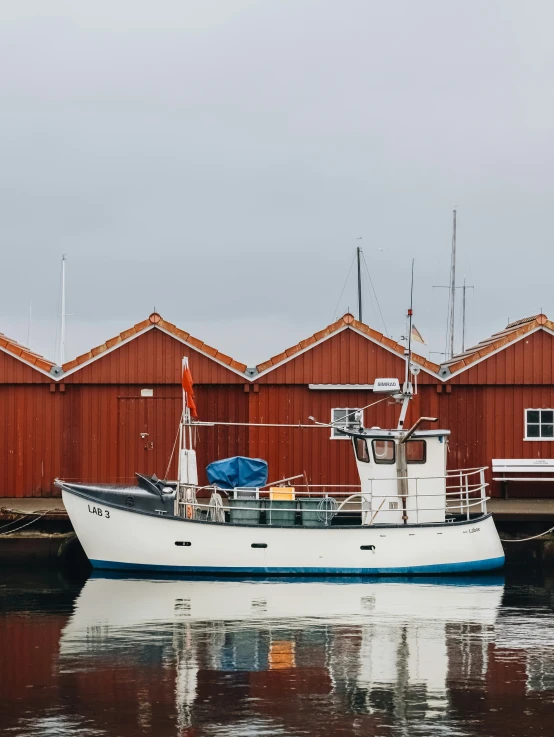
[206,456,268,490]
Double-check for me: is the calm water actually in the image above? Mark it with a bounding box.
[1,570,553,737]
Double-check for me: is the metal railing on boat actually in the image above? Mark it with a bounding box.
[175,467,489,525]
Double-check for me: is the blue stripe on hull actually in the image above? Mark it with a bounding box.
[89,556,505,576]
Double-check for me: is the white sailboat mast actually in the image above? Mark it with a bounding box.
[356,241,363,323]
[27,303,32,348]
[177,356,198,488]
[447,209,457,360]
[59,254,67,366]
[182,356,192,445]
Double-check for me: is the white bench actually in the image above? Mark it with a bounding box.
[492,459,554,499]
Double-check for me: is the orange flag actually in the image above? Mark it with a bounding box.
[182,365,198,418]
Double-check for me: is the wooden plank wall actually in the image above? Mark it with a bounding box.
[0,330,249,497]
[4,325,554,499]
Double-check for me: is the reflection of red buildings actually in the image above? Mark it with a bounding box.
[2,583,554,737]
[3,311,554,498]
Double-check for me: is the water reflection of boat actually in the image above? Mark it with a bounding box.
[60,576,504,641]
[58,577,505,730]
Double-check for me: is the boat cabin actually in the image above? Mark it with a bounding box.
[351,429,450,525]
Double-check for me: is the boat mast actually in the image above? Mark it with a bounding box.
[181,356,192,450]
[356,241,363,323]
[59,254,67,366]
[462,276,466,354]
[27,303,32,348]
[397,260,415,431]
[447,209,457,360]
[460,277,474,354]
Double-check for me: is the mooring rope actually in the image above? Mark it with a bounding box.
[500,525,554,543]
[0,510,52,536]
[208,491,225,523]
[0,513,32,531]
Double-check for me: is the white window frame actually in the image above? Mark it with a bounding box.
[524,408,554,441]
[330,408,363,439]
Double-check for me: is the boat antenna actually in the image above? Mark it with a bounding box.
[398,260,415,430]
[356,237,363,322]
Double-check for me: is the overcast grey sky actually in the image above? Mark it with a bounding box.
[1,1,553,367]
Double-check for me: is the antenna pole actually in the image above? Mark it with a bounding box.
[60,254,67,366]
[448,209,457,359]
[398,260,415,430]
[406,259,414,389]
[27,304,32,348]
[356,243,363,323]
[462,277,466,353]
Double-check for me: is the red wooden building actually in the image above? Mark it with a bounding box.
[431,313,554,497]
[244,312,441,489]
[0,331,60,498]
[0,313,249,497]
[2,310,554,499]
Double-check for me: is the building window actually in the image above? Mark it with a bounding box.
[331,408,363,439]
[525,409,554,440]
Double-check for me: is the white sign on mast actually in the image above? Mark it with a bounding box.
[373,378,401,394]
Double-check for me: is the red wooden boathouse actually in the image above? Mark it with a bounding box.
[0,332,60,498]
[0,313,249,497]
[3,311,554,499]
[244,312,441,491]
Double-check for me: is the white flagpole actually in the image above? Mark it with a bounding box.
[183,356,194,450]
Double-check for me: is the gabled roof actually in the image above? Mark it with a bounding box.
[62,312,248,375]
[441,313,554,375]
[256,313,441,375]
[0,332,56,374]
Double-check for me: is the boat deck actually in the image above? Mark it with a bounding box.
[4,497,554,523]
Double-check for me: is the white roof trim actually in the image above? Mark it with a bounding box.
[60,323,248,380]
[60,324,156,378]
[155,325,247,378]
[348,326,440,379]
[444,325,554,380]
[0,344,55,379]
[255,324,440,380]
[254,325,350,379]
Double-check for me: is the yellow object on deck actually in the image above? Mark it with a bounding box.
[269,487,295,501]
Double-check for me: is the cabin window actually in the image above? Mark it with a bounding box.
[406,439,426,463]
[372,439,396,464]
[354,437,370,463]
[525,409,554,439]
[331,408,363,439]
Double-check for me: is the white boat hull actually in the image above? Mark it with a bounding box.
[62,488,505,575]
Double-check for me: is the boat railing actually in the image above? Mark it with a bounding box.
[177,467,489,525]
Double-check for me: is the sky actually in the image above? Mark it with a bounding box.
[1,0,553,367]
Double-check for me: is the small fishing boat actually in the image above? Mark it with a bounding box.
[56,311,505,576]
